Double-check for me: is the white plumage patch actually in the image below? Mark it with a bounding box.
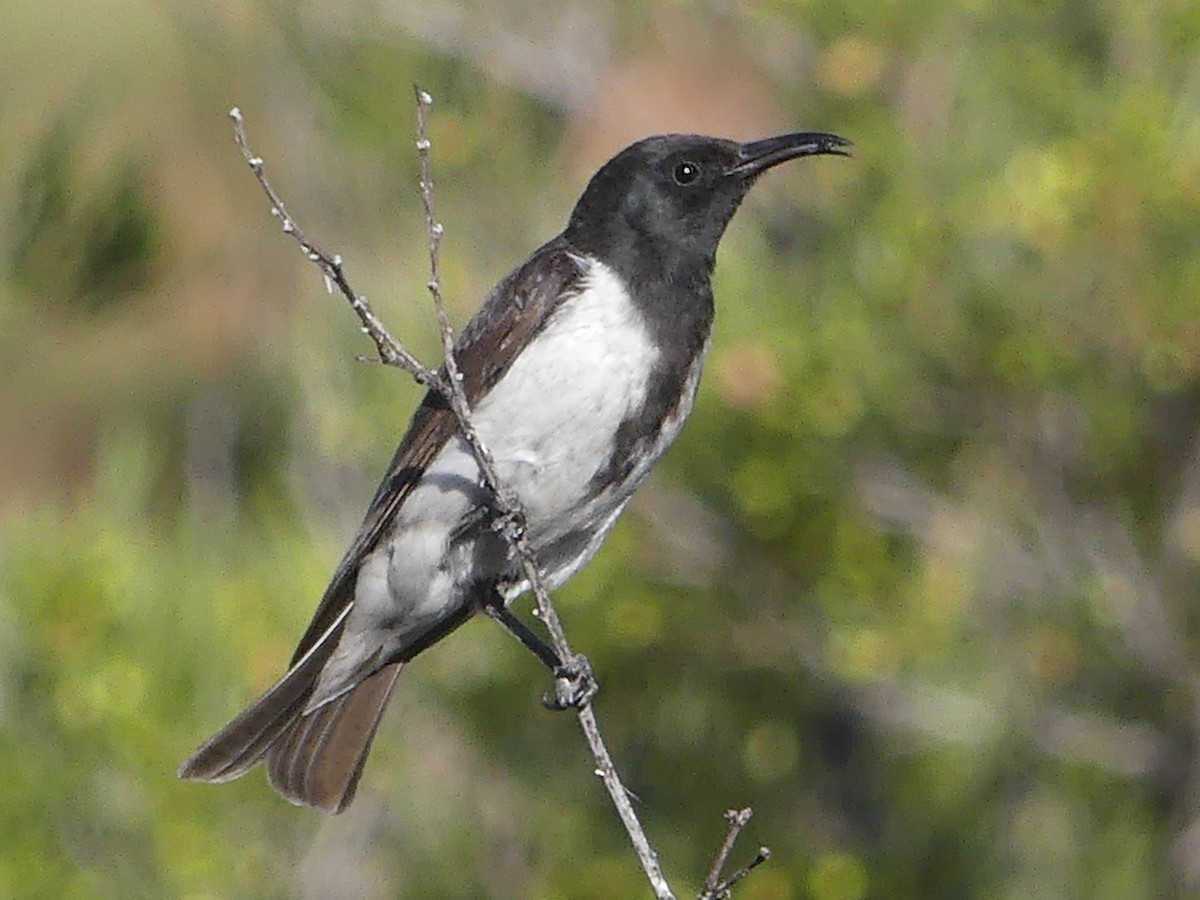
[472,257,660,524]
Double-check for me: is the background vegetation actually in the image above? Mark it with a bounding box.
[4,0,1200,897]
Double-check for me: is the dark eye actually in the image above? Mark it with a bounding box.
[673,161,701,185]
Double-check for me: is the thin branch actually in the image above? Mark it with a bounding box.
[701,809,752,894]
[699,809,770,900]
[228,107,440,390]
[704,849,772,900]
[411,85,675,900]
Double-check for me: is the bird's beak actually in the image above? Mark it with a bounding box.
[728,132,852,178]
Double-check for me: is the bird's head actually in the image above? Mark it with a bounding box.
[565,131,851,272]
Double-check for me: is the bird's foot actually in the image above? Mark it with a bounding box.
[488,488,527,542]
[543,653,599,710]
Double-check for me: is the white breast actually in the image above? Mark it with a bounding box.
[468,258,659,525]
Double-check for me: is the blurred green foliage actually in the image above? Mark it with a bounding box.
[3,0,1200,897]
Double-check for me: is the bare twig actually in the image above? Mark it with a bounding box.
[703,849,772,900]
[228,107,440,390]
[699,809,770,899]
[701,809,752,894]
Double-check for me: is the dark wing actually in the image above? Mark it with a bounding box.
[287,238,586,664]
[179,239,587,811]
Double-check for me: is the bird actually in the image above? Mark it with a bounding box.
[178,128,850,813]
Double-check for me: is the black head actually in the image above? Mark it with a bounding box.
[564,131,850,274]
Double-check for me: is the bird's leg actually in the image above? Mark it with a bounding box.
[481,589,599,710]
[482,593,561,670]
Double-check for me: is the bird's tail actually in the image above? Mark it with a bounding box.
[178,616,404,814]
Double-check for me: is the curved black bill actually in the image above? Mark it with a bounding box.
[729,132,852,177]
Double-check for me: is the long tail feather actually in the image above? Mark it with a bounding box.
[179,653,402,814]
[178,605,360,796]
[178,640,332,784]
[265,663,403,813]
[179,596,478,812]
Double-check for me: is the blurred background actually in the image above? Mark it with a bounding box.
[3,0,1200,897]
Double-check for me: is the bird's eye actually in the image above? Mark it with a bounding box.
[673,161,701,185]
